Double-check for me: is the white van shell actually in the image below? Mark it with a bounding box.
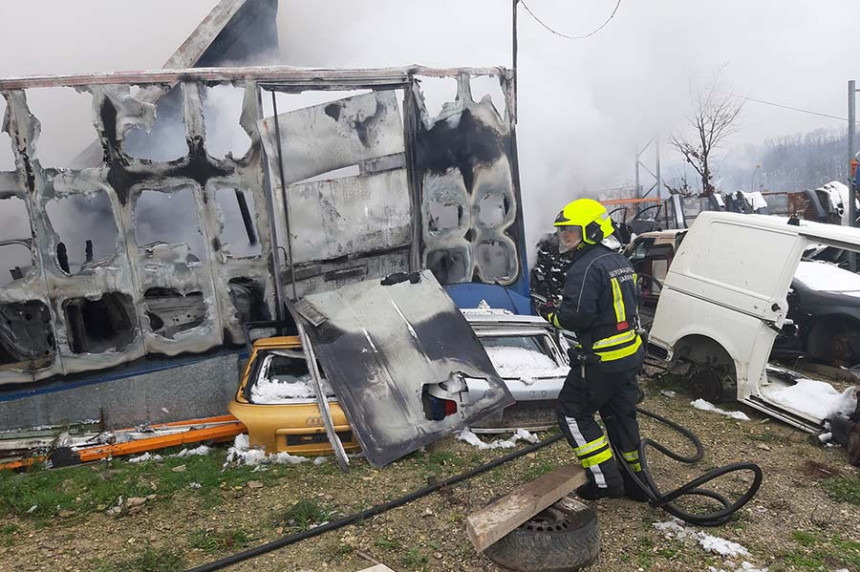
[648,211,860,431]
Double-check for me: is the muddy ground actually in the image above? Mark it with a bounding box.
[1,373,858,572]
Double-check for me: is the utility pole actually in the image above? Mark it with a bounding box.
[849,80,857,271]
[634,156,640,198]
[512,0,518,124]
[655,136,662,201]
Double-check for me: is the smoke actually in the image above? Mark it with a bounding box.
[0,0,855,254]
[276,0,856,249]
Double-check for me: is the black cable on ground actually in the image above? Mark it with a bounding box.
[185,434,564,572]
[623,406,763,527]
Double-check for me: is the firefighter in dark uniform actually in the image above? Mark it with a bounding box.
[537,198,648,501]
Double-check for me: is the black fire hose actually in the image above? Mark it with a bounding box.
[623,406,764,527]
[188,411,761,571]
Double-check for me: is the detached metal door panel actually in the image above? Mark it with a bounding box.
[259,90,413,298]
[299,270,514,467]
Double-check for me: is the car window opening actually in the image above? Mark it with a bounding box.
[248,351,331,404]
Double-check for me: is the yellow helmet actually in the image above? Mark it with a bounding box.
[553,198,615,245]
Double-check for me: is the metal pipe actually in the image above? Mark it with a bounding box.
[254,83,286,320]
[849,80,856,272]
[655,136,662,201]
[270,91,298,300]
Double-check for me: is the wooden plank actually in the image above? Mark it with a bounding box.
[466,464,587,553]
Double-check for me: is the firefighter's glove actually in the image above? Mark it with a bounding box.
[537,303,561,328]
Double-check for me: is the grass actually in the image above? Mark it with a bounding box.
[522,461,557,481]
[187,528,250,554]
[373,536,401,550]
[277,499,329,531]
[1,523,19,546]
[791,530,817,547]
[94,544,186,572]
[0,447,281,522]
[413,449,469,476]
[321,540,355,559]
[401,547,429,571]
[821,476,860,505]
[778,530,860,571]
[636,536,655,569]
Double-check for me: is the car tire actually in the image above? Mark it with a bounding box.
[808,318,860,367]
[484,496,600,572]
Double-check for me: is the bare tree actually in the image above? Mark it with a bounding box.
[671,72,744,195]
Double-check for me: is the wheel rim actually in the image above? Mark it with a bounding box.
[524,507,576,532]
[522,498,586,532]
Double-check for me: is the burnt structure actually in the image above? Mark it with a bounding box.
[0,65,527,387]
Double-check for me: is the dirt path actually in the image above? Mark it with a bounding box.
[1,376,858,572]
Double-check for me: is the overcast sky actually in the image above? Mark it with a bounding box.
[0,0,855,244]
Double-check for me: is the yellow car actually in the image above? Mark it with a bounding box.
[229,311,570,457]
[228,336,361,456]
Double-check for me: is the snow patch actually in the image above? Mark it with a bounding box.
[127,452,163,463]
[661,390,677,398]
[794,260,860,293]
[483,345,569,382]
[456,428,539,450]
[176,445,212,457]
[764,379,857,421]
[224,434,311,466]
[691,399,751,421]
[654,519,749,557]
[250,374,334,404]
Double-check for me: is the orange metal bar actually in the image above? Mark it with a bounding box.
[0,416,246,471]
[0,457,41,471]
[75,421,246,463]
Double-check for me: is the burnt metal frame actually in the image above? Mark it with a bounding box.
[0,65,520,388]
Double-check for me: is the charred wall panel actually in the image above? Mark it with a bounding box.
[411,72,526,290]
[0,79,276,384]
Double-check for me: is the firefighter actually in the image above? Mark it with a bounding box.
[537,198,648,501]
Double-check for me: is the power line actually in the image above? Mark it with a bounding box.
[519,0,622,40]
[733,93,848,122]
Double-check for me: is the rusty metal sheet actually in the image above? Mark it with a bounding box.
[299,270,514,467]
